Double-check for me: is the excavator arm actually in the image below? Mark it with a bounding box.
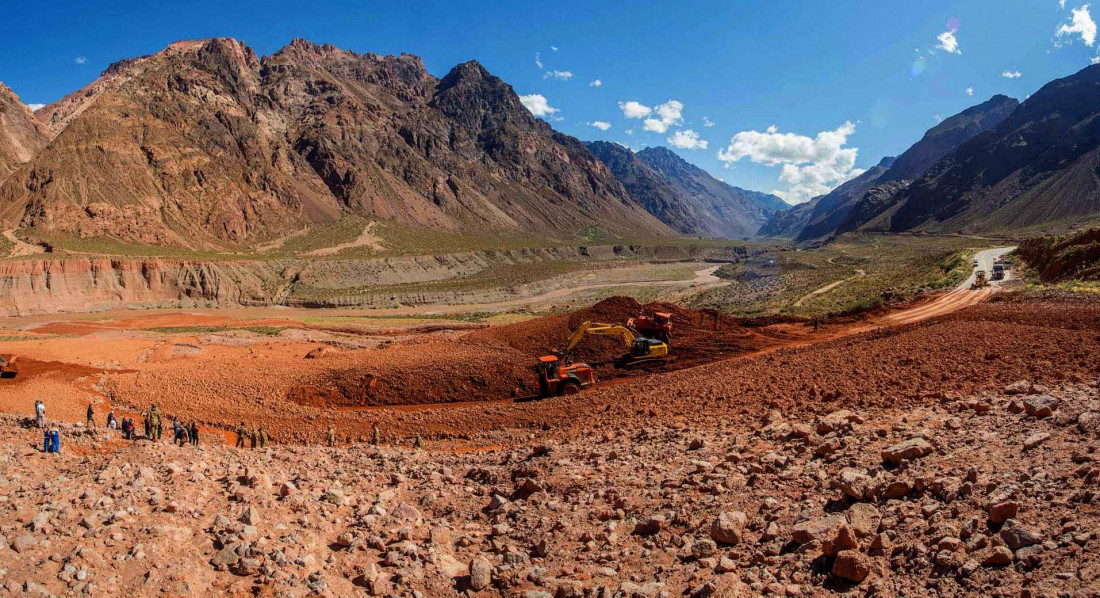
[563,321,638,353]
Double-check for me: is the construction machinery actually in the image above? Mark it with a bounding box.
[0,355,15,379]
[991,263,1005,281]
[971,270,988,290]
[563,321,670,368]
[627,311,673,343]
[534,355,596,398]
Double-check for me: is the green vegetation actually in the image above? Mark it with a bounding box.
[691,234,984,317]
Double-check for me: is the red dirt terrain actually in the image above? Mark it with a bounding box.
[0,290,1096,596]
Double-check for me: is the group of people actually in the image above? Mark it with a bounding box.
[31,400,285,450]
[235,422,270,449]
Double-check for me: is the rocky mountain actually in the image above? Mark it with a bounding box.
[0,38,669,249]
[880,95,1019,184]
[884,64,1100,234]
[0,83,47,183]
[586,143,786,238]
[761,95,1019,242]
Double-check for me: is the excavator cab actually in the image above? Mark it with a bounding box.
[0,356,15,379]
[628,311,673,343]
[535,355,596,398]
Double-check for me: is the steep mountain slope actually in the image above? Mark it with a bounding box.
[636,146,786,237]
[585,141,698,234]
[586,143,786,238]
[0,84,47,183]
[790,157,895,242]
[879,95,1019,184]
[762,95,1019,242]
[886,65,1100,234]
[0,38,669,249]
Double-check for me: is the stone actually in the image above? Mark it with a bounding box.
[1001,522,1043,550]
[881,438,933,465]
[1004,381,1030,395]
[469,557,492,591]
[982,546,1014,566]
[836,468,874,501]
[1023,395,1057,418]
[239,505,259,525]
[11,533,35,554]
[709,511,747,545]
[1023,433,1051,450]
[988,501,1018,525]
[823,524,859,557]
[832,550,871,583]
[791,514,846,545]
[691,539,717,559]
[847,503,881,538]
[1078,412,1100,436]
[633,516,665,536]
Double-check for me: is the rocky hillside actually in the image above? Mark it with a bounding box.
[765,157,893,244]
[1018,227,1100,282]
[0,84,47,183]
[0,38,669,250]
[762,95,1019,243]
[587,143,786,238]
[886,64,1100,234]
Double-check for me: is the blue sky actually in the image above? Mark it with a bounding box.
[2,0,1099,203]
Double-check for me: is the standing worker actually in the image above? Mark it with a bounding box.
[326,425,336,448]
[152,405,162,441]
[86,404,95,429]
[235,422,247,449]
[190,422,199,446]
[258,427,268,449]
[35,400,45,429]
[249,428,258,449]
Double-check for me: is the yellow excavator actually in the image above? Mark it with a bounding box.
[562,321,670,368]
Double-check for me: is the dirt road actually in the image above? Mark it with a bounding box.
[882,246,1015,326]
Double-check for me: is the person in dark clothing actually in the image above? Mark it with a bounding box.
[813,317,819,333]
[190,422,199,446]
[86,404,95,428]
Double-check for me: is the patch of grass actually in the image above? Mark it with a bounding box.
[691,233,986,317]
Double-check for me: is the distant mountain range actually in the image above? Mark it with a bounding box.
[762,94,1020,242]
[0,38,783,250]
[586,142,785,239]
[6,38,1100,251]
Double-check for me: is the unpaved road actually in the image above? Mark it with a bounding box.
[792,268,866,307]
[882,246,1015,326]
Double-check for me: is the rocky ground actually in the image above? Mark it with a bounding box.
[0,291,1096,596]
[0,374,1096,597]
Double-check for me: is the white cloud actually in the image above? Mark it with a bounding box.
[1002,69,1022,78]
[933,113,944,122]
[701,116,715,127]
[1057,5,1097,46]
[642,100,683,133]
[717,121,863,204]
[589,79,602,87]
[936,30,961,54]
[543,70,573,80]
[618,100,652,119]
[74,56,87,64]
[534,52,543,69]
[667,129,708,150]
[625,129,634,135]
[551,46,559,51]
[25,103,46,111]
[519,94,560,118]
[1092,56,1100,63]
[965,86,974,96]
[1062,0,1067,8]
[589,121,612,131]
